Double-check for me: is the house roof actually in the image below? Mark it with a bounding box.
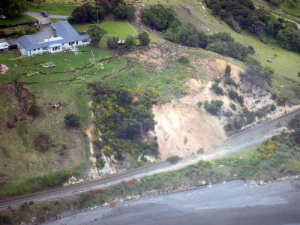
[18,21,90,51]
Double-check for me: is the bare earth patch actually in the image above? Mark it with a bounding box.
[153,100,226,161]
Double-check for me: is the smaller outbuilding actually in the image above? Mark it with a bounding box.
[0,42,9,53]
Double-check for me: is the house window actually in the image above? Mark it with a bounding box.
[33,49,36,51]
[38,48,40,50]
[43,47,47,50]
[76,41,78,45]
[83,39,88,43]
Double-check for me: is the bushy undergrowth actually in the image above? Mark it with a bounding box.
[91,85,159,168]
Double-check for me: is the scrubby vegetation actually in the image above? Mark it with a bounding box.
[90,85,159,168]
[206,0,300,52]
[204,100,224,115]
[166,155,181,164]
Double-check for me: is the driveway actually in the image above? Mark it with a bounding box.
[24,12,68,24]
[33,26,56,42]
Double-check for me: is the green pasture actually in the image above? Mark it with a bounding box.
[26,3,76,16]
[0,14,36,25]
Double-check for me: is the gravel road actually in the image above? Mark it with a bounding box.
[24,12,68,24]
[46,178,300,225]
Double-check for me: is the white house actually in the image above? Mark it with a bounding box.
[18,21,90,56]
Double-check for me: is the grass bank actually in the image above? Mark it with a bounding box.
[0,14,36,26]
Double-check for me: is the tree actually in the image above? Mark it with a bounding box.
[125,34,136,49]
[36,0,43,8]
[127,5,136,22]
[225,65,231,76]
[107,35,119,49]
[204,100,224,115]
[113,4,127,19]
[125,105,155,140]
[64,114,81,127]
[138,32,150,46]
[83,3,97,23]
[72,6,88,23]
[248,45,255,55]
[197,101,202,108]
[87,25,107,46]
[0,0,27,18]
[117,88,133,104]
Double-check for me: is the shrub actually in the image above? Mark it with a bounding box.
[271,93,277,100]
[127,5,137,22]
[113,4,128,19]
[138,32,150,46]
[248,45,255,55]
[166,155,181,164]
[288,114,300,129]
[107,35,119,49]
[125,34,136,49]
[64,113,81,126]
[30,28,37,34]
[27,104,39,116]
[230,103,237,111]
[182,90,189,94]
[225,65,231,76]
[178,56,190,64]
[211,83,225,95]
[224,77,238,88]
[197,148,204,154]
[271,104,276,111]
[72,6,88,23]
[141,4,180,31]
[204,100,224,115]
[197,101,202,108]
[237,95,244,107]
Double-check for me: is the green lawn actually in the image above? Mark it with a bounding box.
[26,3,76,16]
[71,21,138,47]
[0,14,36,26]
[0,46,114,187]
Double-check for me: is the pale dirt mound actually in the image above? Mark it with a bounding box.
[153,100,226,161]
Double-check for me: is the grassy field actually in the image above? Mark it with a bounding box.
[71,21,138,47]
[0,45,114,187]
[26,3,76,16]
[280,0,300,18]
[0,14,36,26]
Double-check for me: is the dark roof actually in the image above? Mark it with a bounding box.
[18,21,90,51]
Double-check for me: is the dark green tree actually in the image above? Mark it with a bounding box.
[125,105,155,139]
[107,36,119,49]
[87,25,107,46]
[27,104,39,117]
[127,5,136,22]
[125,34,136,49]
[225,65,231,76]
[113,4,128,19]
[72,6,88,23]
[0,0,27,18]
[138,32,150,46]
[64,114,81,127]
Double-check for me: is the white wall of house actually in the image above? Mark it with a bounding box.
[20,39,91,56]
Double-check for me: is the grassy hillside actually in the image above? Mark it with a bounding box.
[0,46,114,187]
